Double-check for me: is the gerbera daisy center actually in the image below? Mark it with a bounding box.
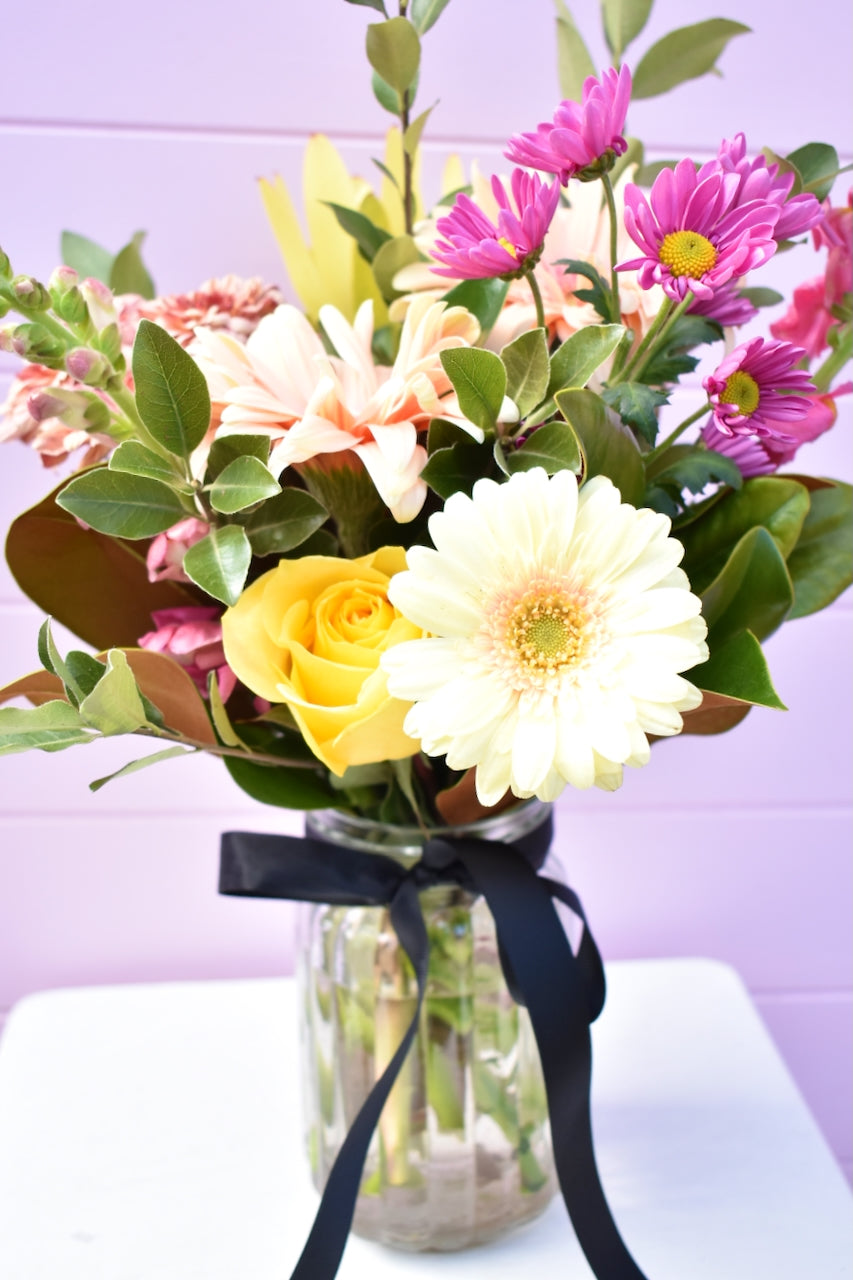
[720,369,760,415]
[658,230,717,279]
[507,592,590,675]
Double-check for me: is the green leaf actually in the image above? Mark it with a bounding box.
[786,481,853,619]
[223,755,337,809]
[647,446,743,501]
[60,231,113,285]
[547,325,626,396]
[0,700,95,756]
[600,382,668,446]
[343,0,387,13]
[784,142,840,202]
[207,456,281,515]
[554,0,596,101]
[602,0,653,59]
[439,347,506,434]
[555,388,644,505]
[182,525,252,606]
[631,20,751,99]
[420,439,494,499]
[325,202,392,263]
[679,476,811,594]
[78,649,149,734]
[366,17,421,94]
[371,69,402,114]
[700,527,793,647]
[89,745,194,792]
[204,433,270,482]
[500,329,550,417]
[409,0,450,34]
[109,441,192,490]
[554,258,613,322]
[56,468,188,539]
[132,319,211,458]
[207,672,244,748]
[403,105,434,157]
[693,629,787,710]
[65,651,108,699]
[109,231,155,300]
[641,313,722,383]
[738,287,784,309]
[371,234,423,301]
[440,278,509,335]
[505,421,582,476]
[245,488,330,556]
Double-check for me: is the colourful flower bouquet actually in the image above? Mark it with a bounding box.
[0,0,850,1276]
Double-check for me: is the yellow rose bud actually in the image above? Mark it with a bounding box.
[221,547,423,775]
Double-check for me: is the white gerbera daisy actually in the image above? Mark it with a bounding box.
[381,468,709,806]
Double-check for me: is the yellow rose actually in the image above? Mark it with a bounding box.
[221,547,423,775]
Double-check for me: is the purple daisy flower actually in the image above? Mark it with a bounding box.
[703,337,815,440]
[617,158,781,302]
[431,170,560,281]
[504,66,631,184]
[712,134,824,243]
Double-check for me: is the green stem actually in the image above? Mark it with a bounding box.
[617,292,694,385]
[613,296,674,384]
[399,0,414,237]
[135,726,328,772]
[645,401,711,462]
[600,172,621,325]
[526,269,546,331]
[812,324,852,393]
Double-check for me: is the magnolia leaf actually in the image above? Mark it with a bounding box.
[600,382,668,445]
[679,690,752,736]
[56,468,188,539]
[371,234,423,301]
[555,388,644,505]
[501,329,550,417]
[78,649,149,734]
[548,325,626,396]
[207,456,281,515]
[602,0,653,59]
[0,669,65,708]
[700,527,793,647]
[182,525,252,606]
[691,629,787,710]
[366,17,420,95]
[409,0,450,34]
[786,481,853,619]
[246,488,329,556]
[631,19,751,99]
[109,231,155,300]
[110,441,192,491]
[440,347,506,433]
[554,0,597,101]
[204,433,270,481]
[505,421,583,476]
[223,755,337,809]
[0,700,95,756]
[114,649,216,745]
[132,319,211,457]
[441,278,509,335]
[89,745,195,792]
[60,231,113,285]
[325,202,392,263]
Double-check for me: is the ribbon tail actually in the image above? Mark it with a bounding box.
[453,841,649,1280]
[288,876,429,1280]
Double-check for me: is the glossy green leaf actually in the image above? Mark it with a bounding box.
[208,456,281,515]
[505,421,583,476]
[602,0,653,58]
[246,488,330,556]
[631,19,751,99]
[410,0,451,34]
[786,481,853,618]
[0,700,94,756]
[89,745,194,792]
[600,382,668,445]
[554,0,596,101]
[60,231,113,285]
[56,468,188,539]
[366,17,420,94]
[547,325,626,396]
[441,278,509,335]
[109,441,192,490]
[132,319,211,457]
[372,70,402,113]
[421,439,493,499]
[182,525,252,606]
[784,142,840,202]
[223,755,337,809]
[204,433,270,481]
[109,231,155,300]
[679,476,810,594]
[501,329,550,417]
[555,388,644,505]
[79,649,149,734]
[440,347,506,434]
[371,234,423,301]
[692,629,786,710]
[700,527,793,647]
[325,202,392,263]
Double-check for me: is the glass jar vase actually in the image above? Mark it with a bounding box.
[296,801,558,1252]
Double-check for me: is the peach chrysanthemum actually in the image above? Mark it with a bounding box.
[136,275,284,348]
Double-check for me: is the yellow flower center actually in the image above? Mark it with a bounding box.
[720,369,760,416]
[658,230,717,279]
[508,594,589,673]
[497,235,519,261]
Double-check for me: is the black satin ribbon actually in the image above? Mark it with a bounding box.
[219,820,649,1280]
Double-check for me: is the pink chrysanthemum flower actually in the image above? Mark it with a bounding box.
[431,170,560,280]
[702,383,849,476]
[713,134,824,243]
[618,158,781,302]
[703,337,815,440]
[136,276,285,348]
[687,280,757,328]
[504,67,631,184]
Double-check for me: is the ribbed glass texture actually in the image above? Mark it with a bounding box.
[297,802,558,1251]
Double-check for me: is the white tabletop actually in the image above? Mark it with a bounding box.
[0,959,849,1279]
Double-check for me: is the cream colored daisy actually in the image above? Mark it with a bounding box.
[381,468,708,805]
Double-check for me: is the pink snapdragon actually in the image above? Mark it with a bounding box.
[138,606,236,701]
[431,170,560,280]
[504,67,631,183]
[703,337,815,440]
[146,517,210,583]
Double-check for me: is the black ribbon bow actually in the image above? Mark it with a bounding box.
[219,819,648,1280]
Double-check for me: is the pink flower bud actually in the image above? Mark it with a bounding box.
[65,346,110,384]
[79,277,118,330]
[49,265,80,293]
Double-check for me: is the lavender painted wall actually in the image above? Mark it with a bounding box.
[1,0,851,1182]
